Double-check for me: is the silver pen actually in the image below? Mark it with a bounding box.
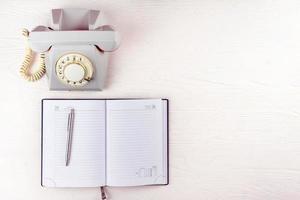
[66,108,75,166]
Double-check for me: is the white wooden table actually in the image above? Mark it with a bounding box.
[1,0,300,199]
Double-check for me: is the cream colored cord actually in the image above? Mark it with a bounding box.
[19,28,46,81]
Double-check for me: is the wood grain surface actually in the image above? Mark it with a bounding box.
[1,0,300,199]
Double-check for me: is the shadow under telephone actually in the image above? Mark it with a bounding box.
[20,8,120,91]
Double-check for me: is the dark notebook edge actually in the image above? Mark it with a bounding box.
[165,99,169,185]
[41,100,44,187]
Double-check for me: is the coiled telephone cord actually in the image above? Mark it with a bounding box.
[19,28,46,81]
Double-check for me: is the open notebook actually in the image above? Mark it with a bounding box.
[41,99,168,187]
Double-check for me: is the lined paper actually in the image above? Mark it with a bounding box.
[106,99,168,186]
[42,100,106,187]
[42,99,168,187]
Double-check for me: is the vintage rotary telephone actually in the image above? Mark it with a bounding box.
[20,8,120,90]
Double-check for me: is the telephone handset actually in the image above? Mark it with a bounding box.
[20,8,120,90]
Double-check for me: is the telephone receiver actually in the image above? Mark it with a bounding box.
[20,8,120,90]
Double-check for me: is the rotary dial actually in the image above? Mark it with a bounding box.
[55,53,93,87]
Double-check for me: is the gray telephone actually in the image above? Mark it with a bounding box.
[20,8,120,90]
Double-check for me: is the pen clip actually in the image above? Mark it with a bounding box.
[67,108,75,132]
[67,111,71,132]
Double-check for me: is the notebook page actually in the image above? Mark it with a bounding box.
[42,100,106,187]
[106,99,168,186]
